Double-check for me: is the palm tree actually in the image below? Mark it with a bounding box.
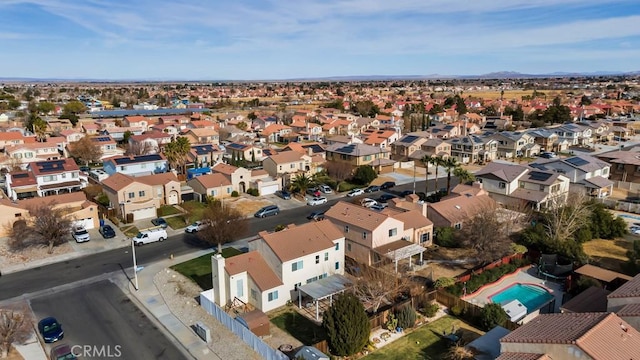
[291,173,313,196]
[164,136,191,174]
[454,167,475,185]
[442,158,459,194]
[422,154,435,195]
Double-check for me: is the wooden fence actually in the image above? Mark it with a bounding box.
[436,290,520,331]
[455,253,524,283]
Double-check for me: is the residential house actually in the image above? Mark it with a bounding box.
[497,312,640,360]
[408,138,453,163]
[530,155,612,198]
[59,129,85,144]
[448,135,498,164]
[475,162,570,210]
[361,129,399,149]
[123,116,150,132]
[607,272,640,330]
[101,126,144,141]
[597,149,640,183]
[324,201,431,269]
[585,121,613,143]
[261,124,293,143]
[325,143,394,173]
[3,141,62,169]
[553,123,593,146]
[289,120,323,141]
[0,131,36,151]
[391,132,430,160]
[427,184,496,229]
[187,173,233,201]
[128,132,173,154]
[183,128,219,145]
[6,158,87,200]
[225,143,266,163]
[212,163,279,195]
[188,144,224,169]
[210,221,345,312]
[101,172,181,221]
[81,122,100,135]
[103,154,169,177]
[528,129,569,153]
[262,151,313,186]
[90,135,124,159]
[324,134,364,146]
[491,131,540,159]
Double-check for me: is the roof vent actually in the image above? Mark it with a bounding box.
[455,205,461,210]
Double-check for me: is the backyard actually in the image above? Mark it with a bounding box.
[269,308,327,345]
[363,316,484,360]
[582,238,631,273]
[171,247,243,290]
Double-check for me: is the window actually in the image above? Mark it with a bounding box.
[227,187,231,194]
[306,276,318,284]
[61,173,66,179]
[236,279,244,297]
[315,255,320,264]
[335,262,340,270]
[14,213,21,218]
[324,252,329,261]
[121,166,126,171]
[268,291,278,302]
[499,182,506,189]
[420,233,430,244]
[291,260,304,272]
[454,223,462,230]
[362,232,367,239]
[519,181,524,188]
[335,243,339,251]
[128,192,135,199]
[290,163,295,169]
[251,289,257,300]
[139,190,145,197]
[389,228,397,237]
[347,243,351,251]
[539,185,545,191]
[344,225,349,233]
[364,155,371,161]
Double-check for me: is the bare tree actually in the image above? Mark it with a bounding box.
[459,204,512,265]
[325,161,353,183]
[67,136,103,165]
[541,191,591,243]
[351,263,410,313]
[0,307,32,359]
[125,140,156,156]
[197,200,249,253]
[7,203,73,254]
[501,200,533,236]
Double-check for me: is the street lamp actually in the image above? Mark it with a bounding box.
[131,238,139,291]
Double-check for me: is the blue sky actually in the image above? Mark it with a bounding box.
[1,0,639,80]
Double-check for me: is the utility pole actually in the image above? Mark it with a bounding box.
[131,239,139,291]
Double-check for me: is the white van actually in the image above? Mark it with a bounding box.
[132,227,168,246]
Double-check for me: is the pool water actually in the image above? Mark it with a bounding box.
[490,283,553,313]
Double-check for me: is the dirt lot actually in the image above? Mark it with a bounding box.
[0,239,73,268]
[224,196,273,217]
[414,247,478,281]
[583,238,631,272]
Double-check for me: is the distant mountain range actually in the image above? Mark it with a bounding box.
[1,71,639,83]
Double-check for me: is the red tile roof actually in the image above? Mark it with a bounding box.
[608,272,640,298]
[257,221,342,263]
[29,158,79,176]
[225,251,283,291]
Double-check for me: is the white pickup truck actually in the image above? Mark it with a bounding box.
[132,228,168,246]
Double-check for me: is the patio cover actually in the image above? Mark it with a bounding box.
[575,264,633,283]
[297,274,352,320]
[375,240,426,272]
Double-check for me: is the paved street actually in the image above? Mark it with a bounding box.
[30,280,186,360]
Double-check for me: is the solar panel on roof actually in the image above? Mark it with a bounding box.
[339,144,356,154]
[13,173,28,178]
[529,171,552,182]
[401,135,419,143]
[227,143,246,149]
[565,157,589,167]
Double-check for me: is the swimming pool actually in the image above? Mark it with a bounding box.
[490,283,553,313]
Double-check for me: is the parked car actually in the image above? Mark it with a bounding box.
[377,193,398,203]
[306,187,322,197]
[99,225,116,239]
[38,317,64,343]
[400,190,414,197]
[307,211,325,221]
[370,203,387,211]
[631,226,640,235]
[364,185,381,193]
[185,221,208,233]
[132,228,168,246]
[307,196,328,206]
[72,226,90,243]
[319,184,333,194]
[50,344,76,360]
[380,181,396,190]
[347,188,365,197]
[360,198,378,208]
[275,190,292,200]
[254,205,280,218]
[151,217,168,229]
[540,152,557,159]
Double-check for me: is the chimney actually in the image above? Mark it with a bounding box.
[472,181,483,189]
[211,254,227,306]
[308,147,313,157]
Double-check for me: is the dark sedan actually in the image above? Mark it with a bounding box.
[38,317,64,343]
[364,185,381,193]
[377,193,398,203]
[307,211,325,221]
[151,217,168,229]
[99,225,116,239]
[380,181,396,190]
[275,190,292,200]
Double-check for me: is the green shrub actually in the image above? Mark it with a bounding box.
[423,303,440,318]
[246,188,260,196]
[231,190,239,197]
[434,227,458,247]
[434,277,455,289]
[450,304,464,317]
[479,303,508,331]
[395,306,417,329]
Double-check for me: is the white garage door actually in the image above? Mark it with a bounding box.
[261,184,279,195]
[74,218,95,230]
[132,207,156,220]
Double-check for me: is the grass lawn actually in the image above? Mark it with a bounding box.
[165,201,209,229]
[363,316,484,360]
[171,247,243,290]
[583,238,631,272]
[166,216,187,229]
[158,205,182,216]
[270,309,327,345]
[121,226,139,238]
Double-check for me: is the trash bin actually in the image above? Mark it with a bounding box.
[99,219,105,227]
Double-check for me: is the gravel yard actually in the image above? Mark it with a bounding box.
[0,238,73,268]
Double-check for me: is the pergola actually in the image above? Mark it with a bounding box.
[375,240,426,273]
[297,274,352,321]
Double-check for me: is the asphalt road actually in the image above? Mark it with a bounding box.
[30,280,186,360]
[0,177,455,301]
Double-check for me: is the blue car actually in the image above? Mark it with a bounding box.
[151,218,168,229]
[38,317,64,343]
[99,225,116,239]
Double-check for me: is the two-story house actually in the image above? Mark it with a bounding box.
[6,158,87,200]
[59,129,85,144]
[103,154,169,177]
[123,115,150,132]
[128,132,174,154]
[447,135,498,164]
[188,144,224,169]
[325,143,394,173]
[0,131,36,151]
[262,151,313,186]
[475,162,570,210]
[597,149,640,183]
[530,155,612,198]
[528,129,569,153]
[289,121,323,141]
[211,163,279,195]
[225,143,265,163]
[261,124,293,143]
[491,131,540,159]
[101,172,181,221]
[183,128,219,145]
[408,138,453,163]
[553,123,593,146]
[427,184,496,229]
[90,135,124,159]
[390,132,430,160]
[3,142,62,169]
[209,221,346,312]
[324,201,430,271]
